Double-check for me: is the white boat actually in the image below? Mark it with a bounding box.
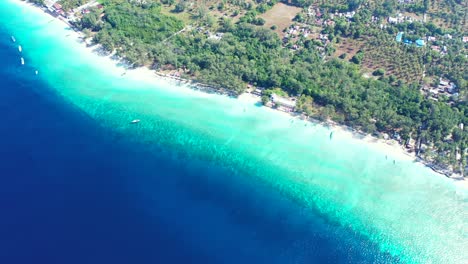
[11,36,16,42]
[20,57,24,65]
[18,45,22,52]
[35,70,39,75]
[130,119,140,124]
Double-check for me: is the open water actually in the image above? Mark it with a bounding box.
[0,1,466,263]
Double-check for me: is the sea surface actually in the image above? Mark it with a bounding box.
[0,1,466,263]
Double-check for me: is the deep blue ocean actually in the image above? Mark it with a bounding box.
[0,20,404,263]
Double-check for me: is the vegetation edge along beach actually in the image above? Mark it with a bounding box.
[17,0,467,183]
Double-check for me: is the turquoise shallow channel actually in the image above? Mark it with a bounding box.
[1,1,467,263]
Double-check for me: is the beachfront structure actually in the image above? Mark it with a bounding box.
[44,0,65,16]
[251,88,263,96]
[44,0,58,9]
[271,94,296,112]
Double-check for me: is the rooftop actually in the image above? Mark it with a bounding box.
[415,39,425,47]
[396,32,403,42]
[44,0,58,8]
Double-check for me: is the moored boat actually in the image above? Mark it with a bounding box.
[11,36,15,42]
[130,119,140,124]
[18,45,22,52]
[20,57,24,65]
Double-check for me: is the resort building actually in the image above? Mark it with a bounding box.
[271,94,296,112]
[44,0,65,16]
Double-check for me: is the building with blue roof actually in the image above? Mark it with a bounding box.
[415,39,425,47]
[396,32,403,42]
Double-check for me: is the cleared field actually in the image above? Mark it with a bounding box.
[260,3,302,33]
[159,5,193,24]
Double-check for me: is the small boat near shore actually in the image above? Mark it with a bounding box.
[130,119,140,124]
[18,45,22,52]
[11,36,15,42]
[20,57,24,65]
[35,70,39,75]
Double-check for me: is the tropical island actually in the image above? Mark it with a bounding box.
[26,0,466,177]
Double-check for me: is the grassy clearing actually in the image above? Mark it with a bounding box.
[260,3,302,34]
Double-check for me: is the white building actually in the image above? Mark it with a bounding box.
[44,0,59,8]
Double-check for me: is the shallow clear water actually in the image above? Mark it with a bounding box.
[0,1,466,263]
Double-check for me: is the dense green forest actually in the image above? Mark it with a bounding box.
[33,0,467,174]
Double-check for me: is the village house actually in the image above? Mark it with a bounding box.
[52,3,65,16]
[307,6,315,17]
[388,13,404,24]
[307,6,322,17]
[318,34,328,41]
[439,78,449,88]
[345,11,355,18]
[437,77,458,94]
[463,36,468,43]
[271,94,296,112]
[429,88,440,98]
[388,13,416,24]
[424,77,457,102]
[208,32,224,41]
[388,17,398,24]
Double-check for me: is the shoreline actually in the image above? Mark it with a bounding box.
[13,0,467,188]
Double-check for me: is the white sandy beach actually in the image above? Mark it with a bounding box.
[12,0,467,189]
